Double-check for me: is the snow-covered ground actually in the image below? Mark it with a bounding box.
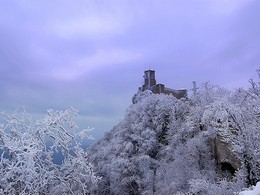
[239,182,260,195]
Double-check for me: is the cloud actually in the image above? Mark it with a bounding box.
[48,49,141,81]
[200,0,255,14]
[54,15,127,39]
[0,0,259,139]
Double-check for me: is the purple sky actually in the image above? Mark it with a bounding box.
[1,0,260,139]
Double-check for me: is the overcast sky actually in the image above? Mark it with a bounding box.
[1,0,260,140]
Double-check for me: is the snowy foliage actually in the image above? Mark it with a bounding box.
[239,181,260,195]
[0,108,99,194]
[88,73,260,194]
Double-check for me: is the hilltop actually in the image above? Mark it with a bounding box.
[88,81,259,194]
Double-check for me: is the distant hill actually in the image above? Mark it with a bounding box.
[88,83,260,194]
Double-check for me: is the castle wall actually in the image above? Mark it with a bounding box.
[164,88,187,99]
[153,84,165,94]
[140,70,187,99]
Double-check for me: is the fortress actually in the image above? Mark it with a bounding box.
[139,70,187,99]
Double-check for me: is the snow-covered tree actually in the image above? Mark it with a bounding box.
[0,108,99,194]
[88,71,260,194]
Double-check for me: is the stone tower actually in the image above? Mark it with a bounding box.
[142,70,156,90]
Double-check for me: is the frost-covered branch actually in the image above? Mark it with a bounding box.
[0,108,98,194]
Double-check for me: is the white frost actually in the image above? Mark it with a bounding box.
[239,182,260,195]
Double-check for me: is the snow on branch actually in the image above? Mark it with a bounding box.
[0,108,99,194]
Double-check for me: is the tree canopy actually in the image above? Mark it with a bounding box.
[88,75,260,194]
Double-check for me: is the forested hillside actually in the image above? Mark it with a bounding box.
[88,79,260,194]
